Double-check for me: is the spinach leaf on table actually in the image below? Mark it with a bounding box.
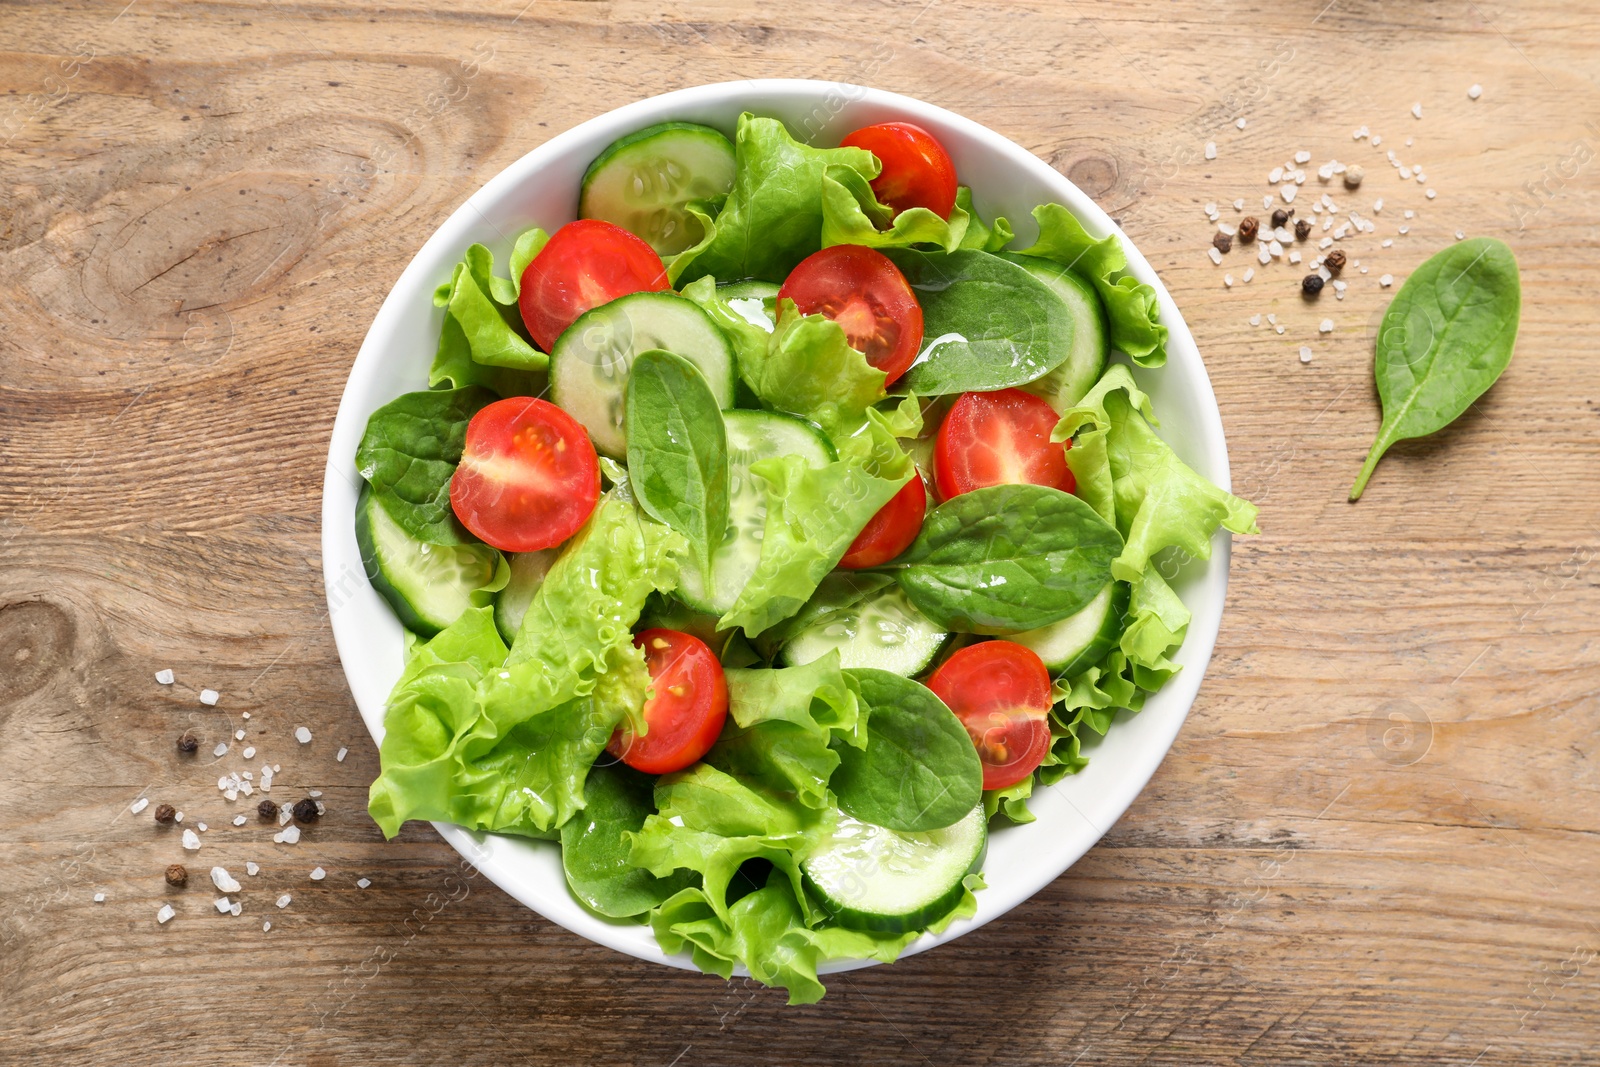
[561,761,695,918]
[355,386,495,545]
[888,484,1123,634]
[886,249,1077,395]
[1350,237,1521,501]
[830,668,982,832]
[625,349,730,580]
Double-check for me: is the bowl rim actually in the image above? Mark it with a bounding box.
[321,77,1233,976]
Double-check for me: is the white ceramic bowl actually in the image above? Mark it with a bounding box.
[322,79,1235,975]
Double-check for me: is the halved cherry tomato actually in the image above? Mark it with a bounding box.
[449,397,600,553]
[518,219,669,351]
[608,629,729,775]
[934,388,1074,500]
[838,475,927,569]
[926,640,1052,791]
[839,122,958,220]
[777,245,924,383]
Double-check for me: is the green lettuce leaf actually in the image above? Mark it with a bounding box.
[670,114,879,285]
[1052,364,1258,584]
[984,775,1036,824]
[749,306,887,433]
[819,165,970,251]
[431,233,546,372]
[1017,204,1167,366]
[954,186,1015,253]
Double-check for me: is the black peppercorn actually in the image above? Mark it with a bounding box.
[1238,216,1259,243]
[292,797,320,824]
[176,732,198,754]
[1302,274,1325,296]
[1212,231,1232,254]
[165,863,188,887]
[1324,248,1347,274]
[154,803,177,824]
[257,799,279,821]
[1270,207,1291,229]
[1294,218,1312,240]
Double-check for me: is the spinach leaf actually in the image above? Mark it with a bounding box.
[831,668,982,831]
[560,761,694,918]
[355,386,495,545]
[886,249,1076,395]
[625,349,730,579]
[1350,237,1521,500]
[891,484,1123,633]
[1015,203,1167,367]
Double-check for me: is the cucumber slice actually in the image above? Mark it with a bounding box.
[1002,254,1110,411]
[802,806,985,934]
[675,410,833,616]
[779,585,949,677]
[549,291,737,457]
[1011,581,1129,676]
[355,487,504,637]
[579,122,736,256]
[717,280,778,333]
[493,549,559,645]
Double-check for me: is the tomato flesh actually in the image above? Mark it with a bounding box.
[608,629,729,775]
[778,245,924,383]
[839,122,958,220]
[926,640,1053,791]
[838,475,927,570]
[518,219,669,351]
[449,397,600,553]
[934,388,1074,500]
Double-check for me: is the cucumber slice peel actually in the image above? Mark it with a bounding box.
[356,486,506,637]
[802,806,986,934]
[579,122,736,256]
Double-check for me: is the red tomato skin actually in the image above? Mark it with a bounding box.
[517,219,669,351]
[839,122,959,220]
[838,475,927,569]
[933,388,1074,500]
[777,245,924,383]
[608,629,729,776]
[926,640,1053,791]
[449,397,600,553]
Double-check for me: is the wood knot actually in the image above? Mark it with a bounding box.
[0,600,77,707]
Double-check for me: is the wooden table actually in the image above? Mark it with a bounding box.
[4,2,1596,1063]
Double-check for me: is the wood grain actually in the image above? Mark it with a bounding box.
[3,1,1598,1064]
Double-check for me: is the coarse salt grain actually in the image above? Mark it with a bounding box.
[1243,268,1255,282]
[1203,202,1217,216]
[1426,189,1436,199]
[1263,195,1273,210]
[1282,185,1297,204]
[309,790,322,798]
[357,878,372,889]
[281,825,301,844]
[1381,274,1394,287]
[1469,84,1483,100]
[336,747,348,763]
[1399,166,1412,180]
[174,811,184,822]
[1289,251,1302,264]
[1269,166,1283,183]
[182,829,201,850]
[1456,230,1467,240]
[200,689,219,706]
[1299,347,1313,363]
[310,867,326,881]
[155,669,174,685]
[214,742,228,757]
[1236,118,1247,129]
[157,904,175,924]
[295,727,312,744]
[1382,239,1394,247]
[243,746,255,759]
[233,815,247,826]
[1205,141,1217,160]
[246,861,260,876]
[211,867,241,893]
[215,896,232,914]
[1294,150,1311,164]
[1275,325,1286,335]
[1319,320,1334,334]
[1274,226,1294,243]
[130,798,149,814]
[1208,247,1223,265]
[94,892,106,902]
[1319,237,1334,249]
[1249,314,1262,326]
[242,711,250,719]
[276,894,292,909]
[1333,280,1348,293]
[1267,314,1278,325]
[1257,245,1271,266]
[263,921,272,932]
[1399,226,1410,235]
[1223,274,1234,287]
[1412,103,1423,119]
[1371,134,1382,146]
[235,730,246,741]
[1232,198,1245,211]
[1268,240,1284,258]
[1374,198,1384,213]
[278,807,292,827]
[197,822,208,832]
[230,901,242,917]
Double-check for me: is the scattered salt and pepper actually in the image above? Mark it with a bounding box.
[200,689,219,706]
[155,669,175,685]
[295,727,313,744]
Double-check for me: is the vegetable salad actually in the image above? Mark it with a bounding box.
[354,111,1258,1002]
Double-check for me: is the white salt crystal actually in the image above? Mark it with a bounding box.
[235,730,245,741]
[1205,141,1217,160]
[155,669,174,685]
[281,825,301,844]
[1469,84,1483,100]
[218,776,231,791]
[276,894,292,909]
[1232,198,1245,211]
[200,689,219,706]
[308,790,322,798]
[1372,134,1382,146]
[182,829,201,850]
[130,798,149,814]
[1269,166,1283,183]
[1263,195,1273,210]
[1203,202,1217,216]
[242,712,250,719]
[1456,230,1467,240]
[1243,268,1255,282]
[1294,170,1307,185]
[1289,251,1302,264]
[1380,274,1394,287]
[1319,237,1334,249]
[295,727,312,744]
[1274,226,1294,243]
[233,815,246,826]
[174,811,184,823]
[1257,245,1271,266]
[1208,247,1223,265]
[1399,166,1412,179]
[246,861,260,876]
[215,896,232,914]
[93,892,106,902]
[1275,325,1285,334]
[230,901,242,917]
[1294,150,1311,164]
[357,878,372,889]
[1319,320,1334,334]
[310,867,326,881]
[1282,185,1297,203]
[1318,163,1335,181]
[1426,188,1437,199]
[1411,103,1423,119]
[211,867,241,893]
[1353,125,1369,140]
[1299,347,1313,363]
[1268,239,1284,258]
[263,921,272,932]
[1267,314,1277,325]
[1249,314,1262,326]
[1218,222,1237,236]
[1382,239,1394,247]
[336,747,348,763]
[1399,226,1410,235]
[1333,280,1348,293]
[1373,199,1384,213]
[243,746,256,759]
[1236,117,1247,129]
[197,822,208,832]
[157,904,175,924]
[1223,274,1234,287]
[214,742,228,757]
